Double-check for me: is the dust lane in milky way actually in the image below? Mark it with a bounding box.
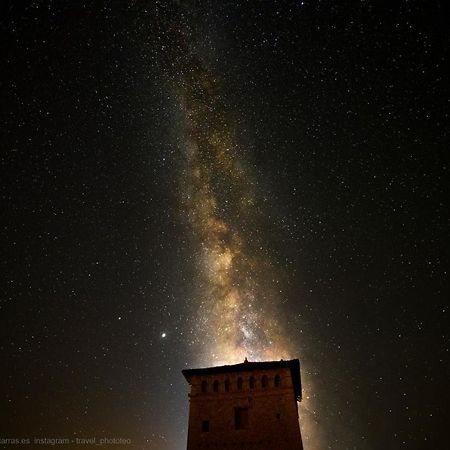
[177,56,291,367]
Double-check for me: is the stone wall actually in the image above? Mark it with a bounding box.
[186,367,303,449]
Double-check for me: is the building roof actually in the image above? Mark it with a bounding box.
[182,358,302,401]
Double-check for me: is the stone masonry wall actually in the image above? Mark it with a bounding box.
[186,367,303,450]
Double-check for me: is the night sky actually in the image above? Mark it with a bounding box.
[1,1,448,449]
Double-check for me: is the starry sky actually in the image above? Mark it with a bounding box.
[1,1,448,449]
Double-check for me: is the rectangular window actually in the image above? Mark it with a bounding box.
[234,407,249,430]
[201,420,209,432]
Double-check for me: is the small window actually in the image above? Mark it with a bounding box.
[237,377,243,390]
[201,420,209,432]
[249,376,255,389]
[213,380,219,392]
[276,413,281,420]
[201,380,208,393]
[234,407,249,430]
[261,375,268,388]
[274,374,281,387]
[225,379,230,392]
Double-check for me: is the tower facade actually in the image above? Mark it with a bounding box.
[182,359,303,450]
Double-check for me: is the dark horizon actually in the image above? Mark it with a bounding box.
[1,1,448,449]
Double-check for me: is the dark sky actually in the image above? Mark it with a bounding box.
[1,1,448,449]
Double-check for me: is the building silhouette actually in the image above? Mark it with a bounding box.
[182,358,303,449]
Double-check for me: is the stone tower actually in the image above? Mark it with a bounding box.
[182,358,303,449]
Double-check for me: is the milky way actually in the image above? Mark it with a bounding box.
[151,1,296,368]
[178,61,293,366]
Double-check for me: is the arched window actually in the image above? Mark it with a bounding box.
[213,380,219,392]
[261,375,268,388]
[201,380,208,393]
[274,374,281,387]
[225,379,230,392]
[249,376,255,389]
[237,377,243,390]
